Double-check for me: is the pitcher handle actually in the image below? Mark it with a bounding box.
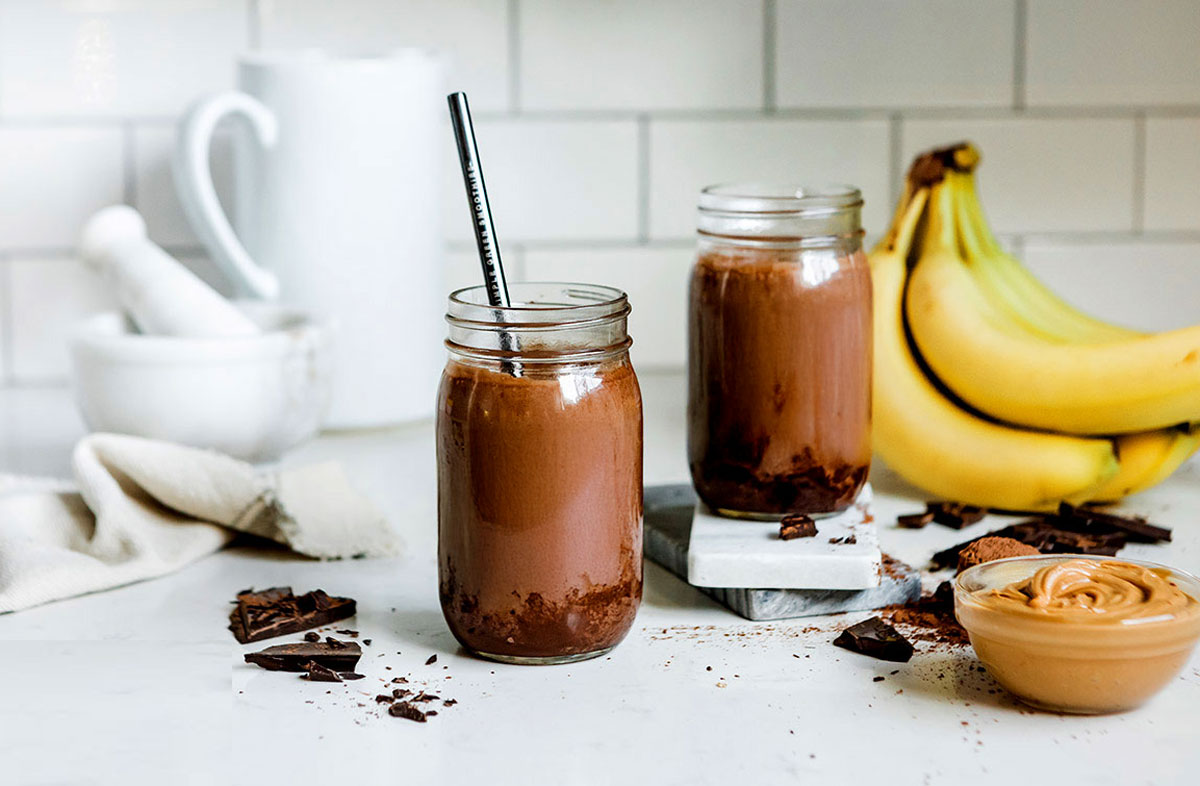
[173,91,280,300]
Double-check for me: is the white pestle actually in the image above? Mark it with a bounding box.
[80,206,260,338]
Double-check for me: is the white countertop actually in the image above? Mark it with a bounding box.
[2,374,1199,786]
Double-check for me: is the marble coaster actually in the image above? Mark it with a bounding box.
[686,484,881,590]
[643,484,920,621]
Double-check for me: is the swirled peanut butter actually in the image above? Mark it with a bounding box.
[979,559,1195,623]
[956,557,1200,714]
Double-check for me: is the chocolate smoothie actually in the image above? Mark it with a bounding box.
[688,244,872,516]
[437,358,643,662]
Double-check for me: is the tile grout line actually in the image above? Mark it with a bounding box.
[122,121,137,206]
[247,0,262,50]
[762,0,777,113]
[507,0,521,114]
[637,114,651,244]
[888,112,903,201]
[1132,111,1146,234]
[1012,0,1027,110]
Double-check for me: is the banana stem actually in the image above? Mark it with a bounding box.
[920,180,956,257]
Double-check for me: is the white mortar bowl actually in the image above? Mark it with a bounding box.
[70,303,332,462]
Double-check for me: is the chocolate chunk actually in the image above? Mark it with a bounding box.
[927,502,987,529]
[873,676,885,682]
[325,637,349,649]
[339,672,365,681]
[443,699,458,707]
[303,632,320,643]
[228,587,356,644]
[243,641,363,673]
[304,661,343,682]
[1060,503,1171,543]
[779,513,817,540]
[392,688,411,699]
[410,692,439,703]
[832,617,914,663]
[425,654,438,665]
[391,677,409,684]
[897,512,933,529]
[388,702,427,722]
[375,694,395,704]
[363,639,372,646]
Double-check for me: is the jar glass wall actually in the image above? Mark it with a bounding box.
[687,185,872,518]
[437,282,643,665]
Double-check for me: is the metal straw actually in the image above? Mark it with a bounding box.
[447,92,519,374]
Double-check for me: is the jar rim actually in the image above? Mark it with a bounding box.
[447,281,630,328]
[699,183,863,215]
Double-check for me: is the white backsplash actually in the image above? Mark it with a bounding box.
[0,0,1198,384]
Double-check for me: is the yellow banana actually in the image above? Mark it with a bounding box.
[905,180,1200,435]
[1089,426,1200,502]
[870,185,1119,511]
[953,156,1139,344]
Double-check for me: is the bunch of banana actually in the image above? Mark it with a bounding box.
[871,144,1200,510]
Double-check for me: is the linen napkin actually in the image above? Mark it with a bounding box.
[0,433,401,614]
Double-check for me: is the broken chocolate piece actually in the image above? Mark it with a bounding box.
[897,512,933,529]
[243,641,363,673]
[1061,503,1171,543]
[363,639,372,646]
[388,702,427,722]
[304,661,343,682]
[425,654,438,665]
[391,677,409,684]
[392,688,411,699]
[443,698,458,707]
[930,516,1132,570]
[303,632,320,643]
[228,587,356,644]
[779,514,817,540]
[339,672,365,681]
[927,502,987,529]
[832,617,914,663]
[375,694,395,704]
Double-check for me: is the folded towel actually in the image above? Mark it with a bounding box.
[0,433,402,614]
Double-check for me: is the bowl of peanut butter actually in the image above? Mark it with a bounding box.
[954,554,1200,714]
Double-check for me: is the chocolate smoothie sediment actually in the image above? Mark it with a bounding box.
[437,358,643,660]
[687,246,872,516]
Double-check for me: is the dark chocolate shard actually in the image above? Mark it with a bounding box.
[425,654,438,666]
[304,661,343,682]
[779,514,817,540]
[244,641,363,673]
[832,617,914,663]
[927,502,987,529]
[376,694,395,704]
[303,632,320,643]
[1061,503,1171,543]
[339,672,365,681]
[388,702,428,722]
[228,587,356,644]
[897,512,934,529]
[392,688,412,699]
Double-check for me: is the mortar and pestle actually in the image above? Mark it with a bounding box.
[70,206,332,462]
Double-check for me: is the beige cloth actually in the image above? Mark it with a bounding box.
[0,433,401,613]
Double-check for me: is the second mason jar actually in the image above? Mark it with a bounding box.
[437,282,643,665]
[687,184,872,518]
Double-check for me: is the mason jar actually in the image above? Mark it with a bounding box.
[687,185,872,518]
[437,282,643,665]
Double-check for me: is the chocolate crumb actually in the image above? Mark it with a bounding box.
[375,694,395,704]
[779,514,817,540]
[828,535,857,545]
[425,654,438,665]
[303,632,320,643]
[325,637,348,649]
[897,512,933,529]
[873,676,885,682]
[303,661,343,682]
[363,639,372,646]
[443,699,458,707]
[391,677,409,684]
[389,702,427,722]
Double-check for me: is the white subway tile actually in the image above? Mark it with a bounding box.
[133,124,236,247]
[901,118,1136,233]
[648,118,891,240]
[520,0,763,111]
[9,257,117,381]
[1144,118,1200,232]
[0,259,9,379]
[1027,1,1200,107]
[775,0,1014,108]
[524,246,693,369]
[444,119,639,243]
[0,0,244,117]
[258,0,508,111]
[1021,240,1200,333]
[0,127,124,248]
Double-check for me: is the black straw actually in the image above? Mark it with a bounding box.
[448,92,511,308]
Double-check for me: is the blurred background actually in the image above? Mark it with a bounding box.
[0,0,1197,384]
